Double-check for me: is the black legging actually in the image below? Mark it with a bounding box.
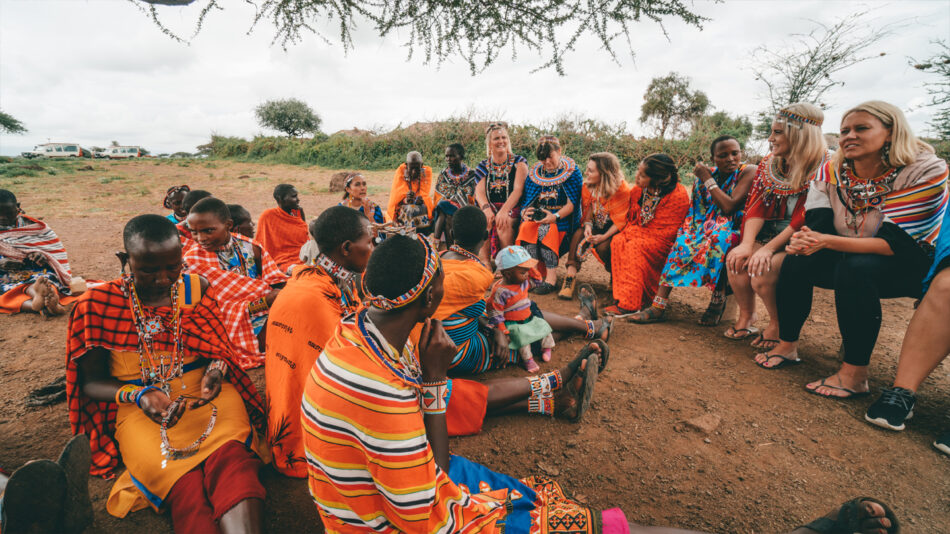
[777,250,926,366]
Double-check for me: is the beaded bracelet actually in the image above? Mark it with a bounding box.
[160,396,217,466]
[420,380,449,415]
[704,178,719,190]
[207,359,228,378]
[135,385,160,408]
[115,384,142,405]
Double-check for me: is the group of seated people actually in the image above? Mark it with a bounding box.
[0,98,943,534]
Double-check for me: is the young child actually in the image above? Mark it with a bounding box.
[489,245,555,373]
[184,197,286,369]
[163,185,190,223]
[227,203,255,238]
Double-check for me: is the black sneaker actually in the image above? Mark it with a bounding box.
[865,387,916,431]
[935,430,950,456]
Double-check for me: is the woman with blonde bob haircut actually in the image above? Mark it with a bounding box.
[473,123,529,259]
[725,102,829,353]
[559,152,632,299]
[763,101,949,400]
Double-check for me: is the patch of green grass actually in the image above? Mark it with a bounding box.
[99,176,125,184]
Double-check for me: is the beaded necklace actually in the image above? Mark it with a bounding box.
[638,189,662,226]
[591,198,610,229]
[122,274,185,395]
[529,157,576,187]
[313,253,360,312]
[837,162,900,233]
[756,156,810,208]
[445,164,470,182]
[161,395,216,465]
[488,154,514,195]
[448,244,487,268]
[357,308,421,386]
[217,237,250,276]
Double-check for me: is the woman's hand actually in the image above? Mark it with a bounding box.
[583,224,593,241]
[492,328,510,365]
[482,206,496,228]
[521,207,535,221]
[746,246,774,277]
[418,318,457,381]
[538,209,556,225]
[496,209,512,230]
[362,198,376,213]
[726,243,753,274]
[786,226,829,256]
[140,389,186,428]
[191,368,224,408]
[693,162,713,182]
[588,233,606,246]
[265,288,281,306]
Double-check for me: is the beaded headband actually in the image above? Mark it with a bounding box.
[163,185,190,209]
[485,121,508,134]
[364,234,442,311]
[777,109,822,128]
[344,173,362,189]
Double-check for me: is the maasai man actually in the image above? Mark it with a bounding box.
[226,204,255,239]
[265,206,372,478]
[66,214,268,534]
[184,197,286,369]
[176,189,212,242]
[256,184,309,273]
[301,234,896,534]
[0,189,76,315]
[386,151,435,233]
[164,185,190,224]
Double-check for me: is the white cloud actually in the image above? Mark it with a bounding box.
[0,0,947,156]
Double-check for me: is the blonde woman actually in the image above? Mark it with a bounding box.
[559,152,632,299]
[473,123,529,257]
[725,103,828,351]
[766,102,949,400]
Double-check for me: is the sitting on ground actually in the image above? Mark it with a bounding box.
[256,184,309,273]
[387,151,435,233]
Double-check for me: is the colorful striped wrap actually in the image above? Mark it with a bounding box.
[0,215,72,285]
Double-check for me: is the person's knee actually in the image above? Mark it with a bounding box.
[928,268,950,298]
[835,254,882,287]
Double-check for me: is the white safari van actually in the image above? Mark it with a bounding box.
[106,146,150,159]
[23,143,91,158]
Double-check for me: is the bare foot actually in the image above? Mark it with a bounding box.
[41,279,67,316]
[27,279,48,313]
[805,372,870,398]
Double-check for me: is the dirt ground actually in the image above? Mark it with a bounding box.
[1,159,948,533]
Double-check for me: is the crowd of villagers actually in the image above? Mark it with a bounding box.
[3,99,947,534]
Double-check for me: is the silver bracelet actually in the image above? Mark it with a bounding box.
[704,178,719,191]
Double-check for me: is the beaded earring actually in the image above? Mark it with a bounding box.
[881,142,892,167]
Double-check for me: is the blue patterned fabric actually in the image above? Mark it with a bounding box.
[447,455,536,534]
[923,206,950,294]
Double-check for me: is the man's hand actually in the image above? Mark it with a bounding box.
[265,288,281,306]
[191,368,223,408]
[417,318,456,381]
[583,225,593,241]
[140,389,186,428]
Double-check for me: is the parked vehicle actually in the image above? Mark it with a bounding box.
[106,146,150,159]
[22,143,92,158]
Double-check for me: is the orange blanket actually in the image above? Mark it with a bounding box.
[581,180,632,230]
[434,257,493,320]
[386,164,435,221]
[256,207,309,272]
[265,264,354,478]
[610,184,689,311]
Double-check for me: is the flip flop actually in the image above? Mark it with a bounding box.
[750,334,780,350]
[724,326,759,340]
[627,306,666,324]
[754,353,802,370]
[567,340,609,374]
[568,353,599,423]
[593,316,614,343]
[799,496,900,534]
[805,378,871,399]
[577,283,598,320]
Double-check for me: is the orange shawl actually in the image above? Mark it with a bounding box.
[433,257,493,321]
[256,207,309,272]
[581,180,632,230]
[386,164,435,221]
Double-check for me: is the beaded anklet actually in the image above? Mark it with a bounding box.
[652,296,668,310]
[583,320,596,339]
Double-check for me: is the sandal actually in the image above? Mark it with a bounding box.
[628,306,666,324]
[558,276,576,300]
[805,377,870,399]
[698,300,726,326]
[567,340,609,374]
[799,496,899,534]
[531,282,556,295]
[754,352,802,369]
[723,326,759,340]
[593,316,614,342]
[603,305,636,318]
[577,283,598,320]
[750,334,780,350]
[562,353,599,423]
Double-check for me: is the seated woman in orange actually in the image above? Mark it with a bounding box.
[256,184,309,273]
[0,189,78,316]
[386,151,435,234]
[559,152,631,299]
[607,154,690,319]
[66,214,268,534]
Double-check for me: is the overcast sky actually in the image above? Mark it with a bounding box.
[0,0,947,156]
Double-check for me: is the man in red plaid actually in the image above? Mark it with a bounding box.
[184,197,286,369]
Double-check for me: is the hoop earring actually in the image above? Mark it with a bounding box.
[881,142,891,167]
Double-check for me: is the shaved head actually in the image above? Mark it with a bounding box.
[407,151,422,164]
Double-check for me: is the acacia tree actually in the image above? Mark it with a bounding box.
[0,110,27,135]
[256,98,322,137]
[911,40,950,138]
[133,0,707,74]
[750,11,895,135]
[640,72,709,140]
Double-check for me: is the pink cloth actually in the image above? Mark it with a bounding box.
[601,508,630,534]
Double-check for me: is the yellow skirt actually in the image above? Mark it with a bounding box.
[106,362,265,518]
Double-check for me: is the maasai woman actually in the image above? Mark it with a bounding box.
[265,206,372,478]
[726,103,828,350]
[66,214,267,533]
[764,102,949,400]
[184,197,286,370]
[635,136,756,324]
[0,189,76,315]
[473,122,529,258]
[226,204,255,239]
[302,234,898,534]
[517,136,583,293]
[256,184,309,273]
[176,189,211,243]
[560,152,632,299]
[163,185,190,224]
[339,173,385,224]
[607,154,690,319]
[386,151,435,233]
[432,143,478,247]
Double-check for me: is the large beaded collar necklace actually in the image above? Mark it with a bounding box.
[837,161,901,232]
[529,157,576,187]
[444,164,470,182]
[638,188,662,226]
[356,308,421,386]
